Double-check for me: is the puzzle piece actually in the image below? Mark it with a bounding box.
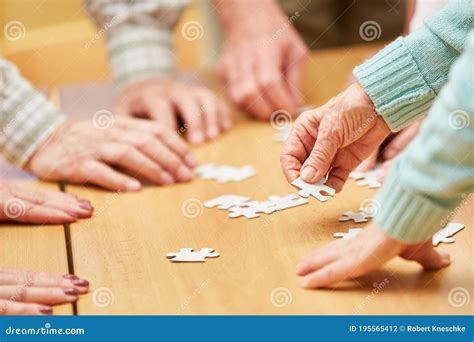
[272,124,292,142]
[349,167,382,188]
[291,177,336,202]
[432,223,465,246]
[204,195,250,210]
[166,248,219,262]
[196,164,254,183]
[267,194,309,211]
[338,211,369,223]
[333,228,363,240]
[195,164,256,183]
[360,206,376,218]
[228,200,277,219]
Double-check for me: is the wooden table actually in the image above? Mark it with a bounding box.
[1,45,472,315]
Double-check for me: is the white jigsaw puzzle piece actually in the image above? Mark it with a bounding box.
[228,201,277,219]
[333,228,363,240]
[166,248,219,262]
[338,211,368,223]
[432,223,465,246]
[360,207,376,218]
[195,164,256,183]
[349,166,383,189]
[291,177,336,202]
[272,125,292,142]
[267,194,309,211]
[204,195,250,210]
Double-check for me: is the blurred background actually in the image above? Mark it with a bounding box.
[0,0,209,88]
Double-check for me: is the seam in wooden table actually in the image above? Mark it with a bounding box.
[59,180,78,316]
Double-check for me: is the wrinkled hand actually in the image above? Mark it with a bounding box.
[281,83,391,192]
[25,117,197,191]
[216,0,308,120]
[296,223,451,288]
[114,78,231,144]
[0,268,89,315]
[357,118,423,180]
[0,182,92,224]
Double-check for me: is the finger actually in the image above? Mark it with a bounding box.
[117,133,193,182]
[280,113,320,182]
[299,260,351,288]
[296,248,339,276]
[159,128,198,169]
[326,166,351,193]
[326,149,362,192]
[144,98,178,131]
[0,200,77,224]
[300,132,339,183]
[0,271,89,293]
[356,150,378,172]
[402,242,451,271]
[257,55,297,114]
[227,55,273,120]
[99,143,176,185]
[284,43,308,106]
[172,95,206,144]
[196,91,221,140]
[0,299,52,315]
[8,185,92,218]
[114,117,163,136]
[0,286,79,305]
[78,160,141,192]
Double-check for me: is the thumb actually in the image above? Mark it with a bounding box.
[300,133,339,183]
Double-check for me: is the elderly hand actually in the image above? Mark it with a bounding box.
[114,78,231,144]
[296,222,450,288]
[0,182,92,224]
[215,0,309,120]
[25,117,197,192]
[0,268,89,315]
[281,83,391,192]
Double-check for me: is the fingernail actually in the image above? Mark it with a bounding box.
[63,274,79,280]
[66,211,78,219]
[161,172,175,185]
[177,166,193,181]
[72,279,90,287]
[185,153,198,168]
[300,277,310,288]
[190,132,204,144]
[78,200,92,210]
[301,166,316,181]
[63,288,79,296]
[39,306,53,315]
[207,126,219,138]
[126,179,141,191]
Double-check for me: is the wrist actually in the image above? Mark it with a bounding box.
[214,0,282,34]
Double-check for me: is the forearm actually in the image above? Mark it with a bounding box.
[354,0,473,131]
[212,0,282,33]
[84,0,188,88]
[375,32,474,243]
[0,59,64,167]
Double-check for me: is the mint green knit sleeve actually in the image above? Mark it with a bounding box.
[354,0,474,132]
[374,31,474,243]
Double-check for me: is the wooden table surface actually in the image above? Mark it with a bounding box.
[1,45,472,315]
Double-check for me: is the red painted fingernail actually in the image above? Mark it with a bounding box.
[63,288,79,296]
[72,279,89,287]
[39,306,53,314]
[63,274,79,280]
[66,211,78,219]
